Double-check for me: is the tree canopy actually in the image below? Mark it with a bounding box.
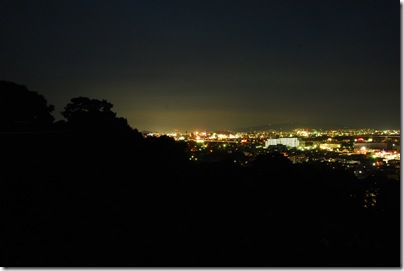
[61,97,116,121]
[60,96,139,137]
[0,80,54,131]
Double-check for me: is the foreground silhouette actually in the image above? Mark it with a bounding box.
[3,81,400,267]
[0,80,54,131]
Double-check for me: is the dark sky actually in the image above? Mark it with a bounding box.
[0,0,400,132]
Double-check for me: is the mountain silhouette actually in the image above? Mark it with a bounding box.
[232,122,353,132]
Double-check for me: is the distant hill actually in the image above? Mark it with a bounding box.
[232,122,352,132]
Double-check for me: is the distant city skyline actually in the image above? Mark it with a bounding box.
[1,0,400,132]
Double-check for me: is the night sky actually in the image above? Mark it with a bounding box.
[1,0,400,132]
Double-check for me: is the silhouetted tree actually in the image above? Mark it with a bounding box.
[0,80,54,131]
[252,152,292,171]
[62,97,114,121]
[61,96,141,138]
[144,135,189,166]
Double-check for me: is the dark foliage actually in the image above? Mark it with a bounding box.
[60,96,143,140]
[0,80,54,131]
[3,83,400,267]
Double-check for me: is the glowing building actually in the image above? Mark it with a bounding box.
[264,137,300,148]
